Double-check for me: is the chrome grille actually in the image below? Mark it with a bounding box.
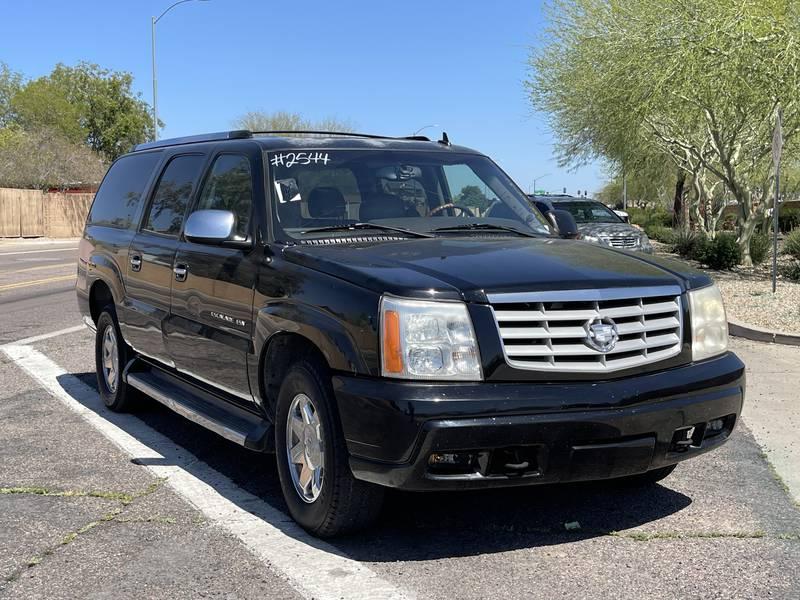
[603,235,638,248]
[488,286,683,373]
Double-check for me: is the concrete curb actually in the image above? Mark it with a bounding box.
[729,320,800,346]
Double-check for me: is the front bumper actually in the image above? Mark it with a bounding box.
[334,352,745,490]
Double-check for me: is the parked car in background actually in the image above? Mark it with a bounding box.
[530,194,653,253]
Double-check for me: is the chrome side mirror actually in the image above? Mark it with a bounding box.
[184,209,235,245]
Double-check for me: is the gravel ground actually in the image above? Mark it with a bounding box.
[651,240,800,334]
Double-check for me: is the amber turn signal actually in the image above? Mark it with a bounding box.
[382,310,403,373]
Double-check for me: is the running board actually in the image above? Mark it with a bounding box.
[126,370,273,452]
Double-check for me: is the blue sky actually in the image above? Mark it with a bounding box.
[1,0,605,194]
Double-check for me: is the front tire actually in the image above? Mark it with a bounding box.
[274,359,384,537]
[95,307,136,412]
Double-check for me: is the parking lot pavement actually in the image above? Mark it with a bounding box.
[1,325,799,598]
[0,241,80,344]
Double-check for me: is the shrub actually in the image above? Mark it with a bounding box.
[671,229,707,260]
[644,224,675,244]
[701,233,741,270]
[780,261,800,282]
[749,232,770,265]
[785,229,800,261]
[719,213,737,232]
[779,207,800,233]
[628,206,672,229]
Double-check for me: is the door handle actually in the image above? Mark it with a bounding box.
[130,254,142,272]
[173,264,188,282]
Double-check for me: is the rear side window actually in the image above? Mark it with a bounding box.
[195,154,253,240]
[143,154,206,236]
[87,152,162,229]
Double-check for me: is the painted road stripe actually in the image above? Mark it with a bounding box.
[0,247,77,256]
[4,262,75,274]
[9,325,87,346]
[1,343,412,600]
[0,274,75,292]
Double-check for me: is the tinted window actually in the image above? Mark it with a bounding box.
[143,155,205,236]
[556,201,622,224]
[87,152,162,229]
[195,154,253,239]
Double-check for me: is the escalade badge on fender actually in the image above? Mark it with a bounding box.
[584,317,619,353]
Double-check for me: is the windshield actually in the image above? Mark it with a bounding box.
[555,201,623,224]
[267,149,550,240]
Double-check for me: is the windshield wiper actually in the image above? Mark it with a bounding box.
[301,222,434,238]
[431,223,539,238]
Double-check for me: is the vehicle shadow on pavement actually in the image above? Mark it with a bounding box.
[67,372,692,560]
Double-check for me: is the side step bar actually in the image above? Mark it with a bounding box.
[126,370,273,452]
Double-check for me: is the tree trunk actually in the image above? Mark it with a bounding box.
[673,170,687,230]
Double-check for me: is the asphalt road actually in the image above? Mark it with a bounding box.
[1,240,799,599]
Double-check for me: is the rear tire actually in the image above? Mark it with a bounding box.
[95,307,137,412]
[615,464,677,487]
[274,358,384,537]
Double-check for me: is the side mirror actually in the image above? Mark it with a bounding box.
[547,209,580,239]
[184,209,235,245]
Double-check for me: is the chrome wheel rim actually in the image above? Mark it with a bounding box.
[285,393,325,503]
[101,325,119,393]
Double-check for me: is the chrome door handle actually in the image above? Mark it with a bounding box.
[130,255,142,272]
[173,264,188,282]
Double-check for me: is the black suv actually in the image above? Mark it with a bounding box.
[77,130,744,537]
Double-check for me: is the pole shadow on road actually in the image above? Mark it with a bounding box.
[65,372,692,560]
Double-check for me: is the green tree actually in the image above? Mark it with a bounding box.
[233,110,355,134]
[0,62,23,128]
[456,185,491,212]
[9,62,153,160]
[528,0,800,264]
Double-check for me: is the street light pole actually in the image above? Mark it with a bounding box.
[151,16,158,140]
[412,124,439,137]
[532,173,550,194]
[151,0,209,141]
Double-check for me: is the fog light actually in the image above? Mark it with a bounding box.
[427,452,477,475]
[707,418,724,433]
[429,452,470,465]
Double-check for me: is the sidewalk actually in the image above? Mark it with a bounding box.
[732,337,800,504]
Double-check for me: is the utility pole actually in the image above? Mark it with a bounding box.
[622,170,628,210]
[772,104,783,293]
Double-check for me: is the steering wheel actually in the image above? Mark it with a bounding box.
[429,203,476,217]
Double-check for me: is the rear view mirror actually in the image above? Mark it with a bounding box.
[547,209,580,239]
[184,209,235,245]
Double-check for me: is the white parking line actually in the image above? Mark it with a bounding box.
[0,247,77,256]
[7,325,87,346]
[1,343,412,600]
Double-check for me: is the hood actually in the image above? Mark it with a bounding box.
[578,222,645,238]
[282,237,710,302]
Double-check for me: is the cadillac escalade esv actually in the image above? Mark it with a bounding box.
[77,130,744,537]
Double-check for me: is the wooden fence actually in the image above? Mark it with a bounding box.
[0,188,94,238]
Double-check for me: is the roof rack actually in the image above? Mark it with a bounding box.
[250,130,431,141]
[131,129,437,153]
[133,130,252,152]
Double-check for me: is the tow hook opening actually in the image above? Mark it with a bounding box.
[669,414,736,453]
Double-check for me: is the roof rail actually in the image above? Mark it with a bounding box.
[132,130,253,152]
[250,130,431,142]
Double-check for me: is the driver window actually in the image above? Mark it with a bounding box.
[195,154,253,240]
[442,164,499,217]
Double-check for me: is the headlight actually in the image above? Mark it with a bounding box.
[380,296,482,381]
[688,284,728,361]
[581,234,600,243]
